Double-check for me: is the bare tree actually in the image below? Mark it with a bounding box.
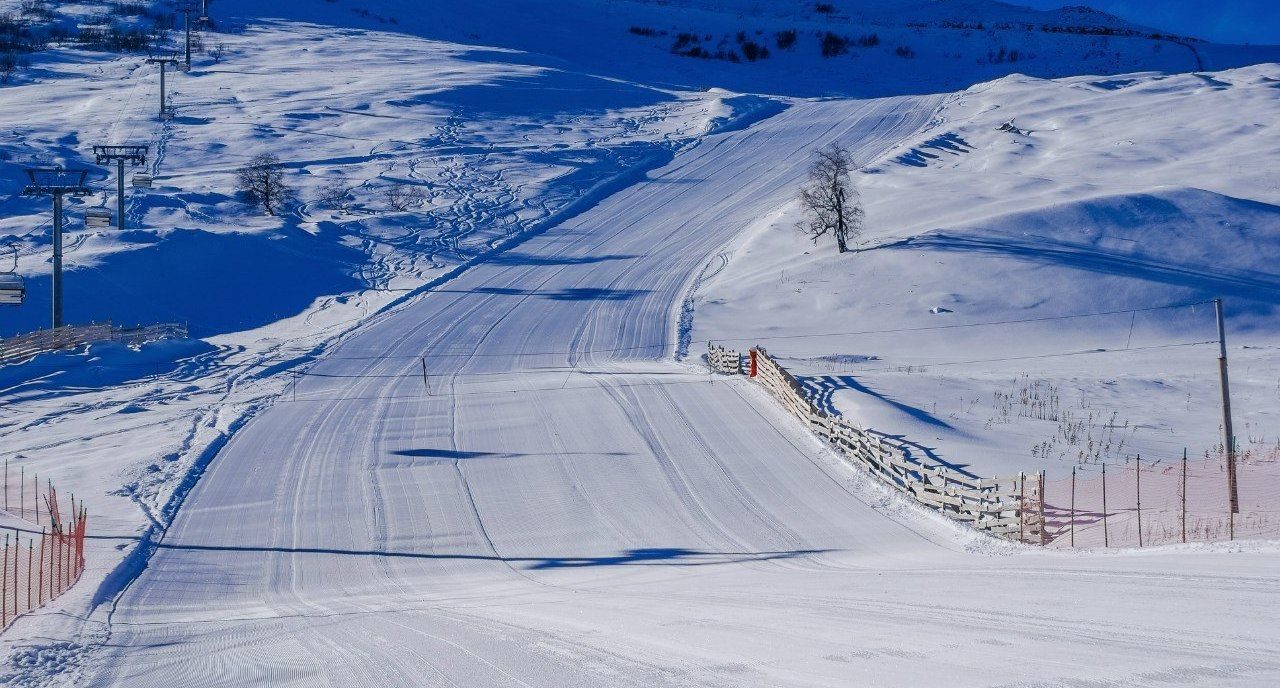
[384,182,425,211]
[237,153,291,215]
[210,42,226,63]
[0,51,24,85]
[797,144,863,253]
[318,177,354,212]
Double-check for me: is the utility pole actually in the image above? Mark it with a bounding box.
[200,0,211,23]
[21,168,93,329]
[92,145,148,230]
[145,57,179,119]
[1215,298,1238,514]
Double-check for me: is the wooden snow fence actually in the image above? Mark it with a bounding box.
[707,342,743,375]
[741,345,1044,543]
[0,321,187,366]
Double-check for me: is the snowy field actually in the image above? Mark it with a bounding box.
[691,64,1280,481]
[0,0,1277,685]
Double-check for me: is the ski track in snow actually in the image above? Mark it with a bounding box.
[2,91,1274,686]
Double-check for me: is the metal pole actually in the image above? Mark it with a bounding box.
[51,194,63,329]
[116,158,126,229]
[1215,298,1238,514]
[1181,449,1187,544]
[1070,466,1076,548]
[1101,463,1109,548]
[1136,457,1143,548]
[159,62,167,116]
[184,11,192,71]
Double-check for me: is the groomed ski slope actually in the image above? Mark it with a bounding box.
[60,97,1280,686]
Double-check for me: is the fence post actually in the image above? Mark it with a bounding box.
[1181,449,1187,544]
[3,459,7,512]
[3,534,8,628]
[749,349,758,378]
[1038,471,1046,546]
[27,536,33,612]
[1019,472,1026,543]
[1101,463,1109,548]
[1070,466,1076,548]
[1136,456,1143,548]
[37,528,44,605]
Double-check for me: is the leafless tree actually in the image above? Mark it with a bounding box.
[210,42,226,63]
[797,144,863,253]
[318,177,354,211]
[0,51,23,85]
[384,182,426,211]
[237,153,291,215]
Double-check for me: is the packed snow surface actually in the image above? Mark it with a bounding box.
[0,0,1278,685]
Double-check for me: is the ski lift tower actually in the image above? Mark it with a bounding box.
[93,145,148,230]
[199,0,211,23]
[22,167,93,329]
[177,2,200,71]
[145,56,180,119]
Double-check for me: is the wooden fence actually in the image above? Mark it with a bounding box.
[0,321,187,366]
[743,346,1043,542]
[1,473,88,633]
[707,342,743,375]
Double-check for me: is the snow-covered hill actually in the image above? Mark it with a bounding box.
[0,1,1278,685]
[691,64,1280,476]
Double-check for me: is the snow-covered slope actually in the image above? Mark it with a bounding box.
[692,64,1280,476]
[0,0,1278,685]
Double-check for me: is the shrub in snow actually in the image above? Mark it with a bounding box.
[0,50,27,84]
[895,45,916,58]
[740,40,769,61]
[384,183,426,212]
[821,32,849,57]
[318,178,354,212]
[775,29,797,50]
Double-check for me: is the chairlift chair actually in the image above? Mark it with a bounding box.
[132,173,154,189]
[0,245,23,306]
[85,207,113,228]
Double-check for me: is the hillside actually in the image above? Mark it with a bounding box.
[691,64,1280,476]
[0,1,1278,686]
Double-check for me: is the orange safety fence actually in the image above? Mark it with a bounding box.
[1,467,88,633]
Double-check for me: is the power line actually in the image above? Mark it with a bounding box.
[778,340,1220,374]
[715,300,1215,344]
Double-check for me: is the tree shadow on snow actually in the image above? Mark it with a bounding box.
[78,536,829,571]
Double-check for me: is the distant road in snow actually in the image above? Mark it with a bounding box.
[72,96,1280,687]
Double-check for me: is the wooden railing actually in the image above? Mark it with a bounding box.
[0,321,187,366]
[745,346,1044,543]
[707,342,743,375]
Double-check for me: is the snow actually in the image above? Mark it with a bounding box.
[692,64,1280,478]
[0,0,1278,685]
